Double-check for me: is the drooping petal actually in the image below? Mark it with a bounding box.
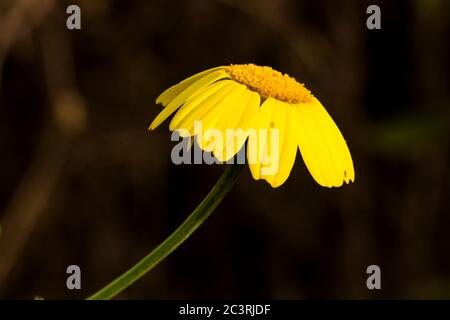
[212,89,259,162]
[268,102,299,187]
[295,97,354,187]
[172,82,239,136]
[230,90,260,158]
[248,100,297,188]
[207,94,247,161]
[169,80,232,131]
[196,84,246,153]
[156,66,225,106]
[246,98,277,181]
[149,70,229,130]
[310,98,354,184]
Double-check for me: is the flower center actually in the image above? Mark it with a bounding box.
[225,64,313,104]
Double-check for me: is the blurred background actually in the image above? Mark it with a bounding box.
[0,0,449,299]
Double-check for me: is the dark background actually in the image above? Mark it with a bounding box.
[0,0,449,299]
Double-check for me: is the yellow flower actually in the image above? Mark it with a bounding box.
[150,64,354,188]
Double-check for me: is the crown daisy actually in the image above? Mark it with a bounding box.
[150,64,354,188]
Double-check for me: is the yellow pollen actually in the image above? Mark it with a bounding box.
[225,64,313,104]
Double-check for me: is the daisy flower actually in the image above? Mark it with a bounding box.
[150,64,354,188]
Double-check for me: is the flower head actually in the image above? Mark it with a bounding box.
[150,64,354,188]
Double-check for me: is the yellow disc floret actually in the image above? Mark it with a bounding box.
[225,63,312,104]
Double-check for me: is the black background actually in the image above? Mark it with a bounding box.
[0,0,449,299]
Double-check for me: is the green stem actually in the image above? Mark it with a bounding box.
[87,164,244,300]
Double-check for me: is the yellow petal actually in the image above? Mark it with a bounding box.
[247,98,277,181]
[197,84,246,153]
[169,80,231,131]
[229,90,260,158]
[156,66,224,106]
[173,82,238,136]
[268,102,298,188]
[295,97,354,187]
[149,70,229,130]
[311,98,354,183]
[213,89,259,162]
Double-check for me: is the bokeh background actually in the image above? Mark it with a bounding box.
[0,0,449,299]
